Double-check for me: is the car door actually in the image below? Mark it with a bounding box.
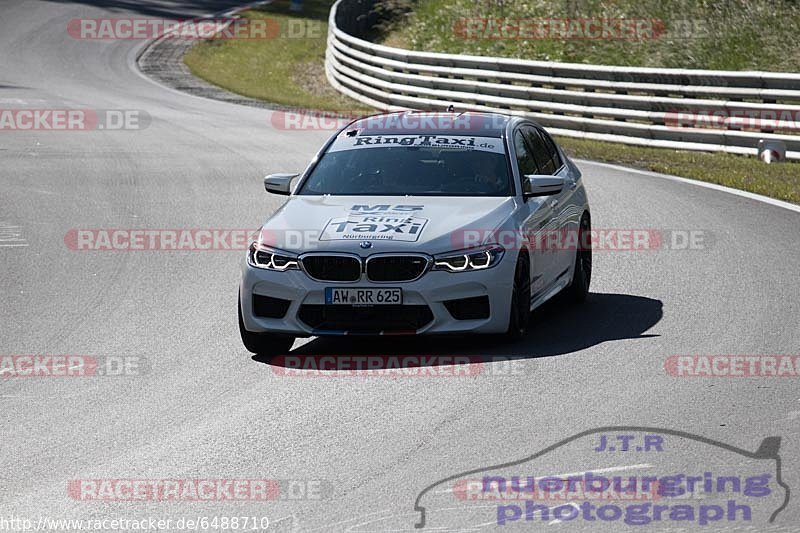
[522,126,576,284]
[511,127,556,299]
[538,127,581,280]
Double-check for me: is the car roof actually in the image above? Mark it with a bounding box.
[343,111,515,138]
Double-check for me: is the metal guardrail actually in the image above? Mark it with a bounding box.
[325,0,800,160]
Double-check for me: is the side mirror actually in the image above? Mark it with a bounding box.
[523,175,565,198]
[263,173,298,195]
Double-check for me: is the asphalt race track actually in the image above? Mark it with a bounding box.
[1,1,799,531]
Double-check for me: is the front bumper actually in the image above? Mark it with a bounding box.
[239,256,515,336]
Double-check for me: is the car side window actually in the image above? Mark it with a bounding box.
[537,128,563,172]
[513,130,538,180]
[523,127,557,175]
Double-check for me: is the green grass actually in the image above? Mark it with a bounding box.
[182,0,800,204]
[184,0,366,111]
[382,0,800,71]
[556,137,800,204]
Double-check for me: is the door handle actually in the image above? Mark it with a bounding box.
[550,199,559,209]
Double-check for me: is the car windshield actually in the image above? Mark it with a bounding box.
[297,134,512,196]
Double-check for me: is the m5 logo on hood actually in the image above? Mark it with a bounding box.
[320,215,428,242]
[350,204,424,213]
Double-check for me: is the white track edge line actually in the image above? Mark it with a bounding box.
[575,158,800,214]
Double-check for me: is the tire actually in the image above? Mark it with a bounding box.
[505,254,531,340]
[238,295,295,355]
[566,214,592,303]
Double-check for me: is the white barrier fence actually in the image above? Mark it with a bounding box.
[325,0,800,160]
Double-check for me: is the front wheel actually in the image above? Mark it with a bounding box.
[505,255,531,340]
[238,296,294,355]
[565,215,592,303]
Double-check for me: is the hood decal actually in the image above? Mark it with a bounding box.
[320,215,428,242]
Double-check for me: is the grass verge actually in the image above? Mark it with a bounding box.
[181,0,800,204]
[184,0,367,112]
[557,137,800,204]
[382,0,800,71]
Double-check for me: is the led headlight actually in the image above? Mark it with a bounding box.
[247,242,299,271]
[433,244,505,272]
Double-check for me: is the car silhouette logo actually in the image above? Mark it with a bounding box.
[413,426,790,529]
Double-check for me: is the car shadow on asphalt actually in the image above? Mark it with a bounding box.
[253,292,663,368]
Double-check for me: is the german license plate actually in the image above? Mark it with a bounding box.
[325,287,402,305]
